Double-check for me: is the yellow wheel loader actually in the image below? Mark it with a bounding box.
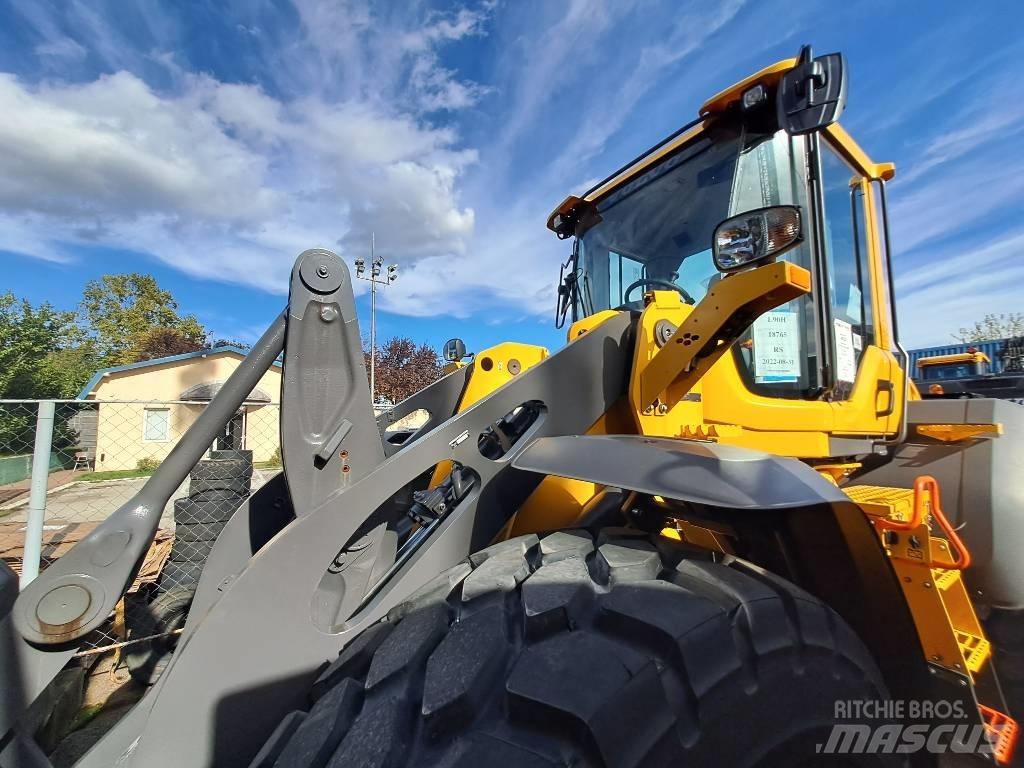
[3,45,1021,768]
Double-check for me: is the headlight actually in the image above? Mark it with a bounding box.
[712,205,803,272]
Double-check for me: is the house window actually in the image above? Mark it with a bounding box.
[143,408,170,442]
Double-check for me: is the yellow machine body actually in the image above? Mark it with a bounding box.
[440,55,1018,760]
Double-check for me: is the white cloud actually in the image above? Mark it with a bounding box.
[34,37,87,60]
[896,230,1024,347]
[0,69,476,293]
[9,0,1015,345]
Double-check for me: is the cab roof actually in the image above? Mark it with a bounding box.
[917,352,991,368]
[547,56,894,235]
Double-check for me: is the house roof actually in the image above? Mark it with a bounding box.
[179,381,273,403]
[77,346,281,399]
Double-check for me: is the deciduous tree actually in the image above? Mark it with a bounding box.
[0,293,83,397]
[80,273,207,364]
[954,313,1024,343]
[134,327,206,362]
[365,337,443,404]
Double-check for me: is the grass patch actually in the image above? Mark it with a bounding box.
[77,468,154,482]
[254,460,281,470]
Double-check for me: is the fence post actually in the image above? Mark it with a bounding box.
[20,400,55,588]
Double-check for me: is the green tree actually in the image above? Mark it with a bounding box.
[31,347,101,398]
[0,294,95,454]
[954,313,1024,343]
[80,274,207,364]
[0,293,82,397]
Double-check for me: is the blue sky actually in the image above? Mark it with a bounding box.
[1,0,1021,355]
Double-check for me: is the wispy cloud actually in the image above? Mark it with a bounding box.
[0,2,491,295]
[896,230,1024,346]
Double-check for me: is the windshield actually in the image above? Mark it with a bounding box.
[919,362,987,381]
[573,125,818,397]
[575,126,810,313]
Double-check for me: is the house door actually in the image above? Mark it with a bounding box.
[216,410,246,451]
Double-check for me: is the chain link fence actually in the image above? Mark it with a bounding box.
[0,399,281,666]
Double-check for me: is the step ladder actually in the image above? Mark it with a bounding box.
[845,477,1018,765]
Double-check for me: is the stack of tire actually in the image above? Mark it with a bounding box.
[126,449,253,684]
[163,449,254,588]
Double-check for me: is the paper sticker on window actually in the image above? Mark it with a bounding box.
[834,319,857,383]
[852,332,863,352]
[846,285,862,323]
[753,311,800,383]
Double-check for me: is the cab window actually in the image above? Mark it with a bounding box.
[819,141,875,398]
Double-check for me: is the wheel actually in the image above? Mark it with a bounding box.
[126,586,195,685]
[189,488,247,503]
[211,449,254,462]
[169,537,215,564]
[191,458,253,481]
[174,495,242,525]
[174,521,226,543]
[160,560,206,587]
[189,474,251,495]
[250,529,892,768]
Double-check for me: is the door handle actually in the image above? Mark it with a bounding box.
[875,380,895,417]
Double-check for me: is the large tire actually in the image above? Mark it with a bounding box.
[160,560,206,587]
[126,586,195,685]
[190,459,253,481]
[169,538,216,564]
[174,495,242,525]
[211,449,254,462]
[174,521,226,543]
[189,474,250,495]
[250,529,892,768]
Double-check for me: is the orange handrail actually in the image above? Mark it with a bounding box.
[914,475,971,570]
[874,487,926,532]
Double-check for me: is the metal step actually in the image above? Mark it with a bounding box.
[979,704,1019,766]
[932,567,961,591]
[956,630,991,675]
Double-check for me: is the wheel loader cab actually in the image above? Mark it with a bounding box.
[550,56,906,459]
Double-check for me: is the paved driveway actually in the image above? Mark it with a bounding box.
[0,469,279,529]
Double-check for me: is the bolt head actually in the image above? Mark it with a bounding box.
[319,305,339,322]
[316,264,330,278]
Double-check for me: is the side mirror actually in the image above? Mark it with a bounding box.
[555,254,577,329]
[713,206,802,272]
[443,338,467,363]
[777,45,847,135]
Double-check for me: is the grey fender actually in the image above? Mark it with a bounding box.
[512,435,851,509]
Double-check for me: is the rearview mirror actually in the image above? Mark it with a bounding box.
[713,205,802,272]
[777,45,847,135]
[443,338,467,363]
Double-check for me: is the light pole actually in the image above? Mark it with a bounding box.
[354,233,398,404]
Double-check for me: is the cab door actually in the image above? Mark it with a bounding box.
[815,133,903,436]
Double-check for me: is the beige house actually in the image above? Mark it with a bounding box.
[78,347,281,472]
